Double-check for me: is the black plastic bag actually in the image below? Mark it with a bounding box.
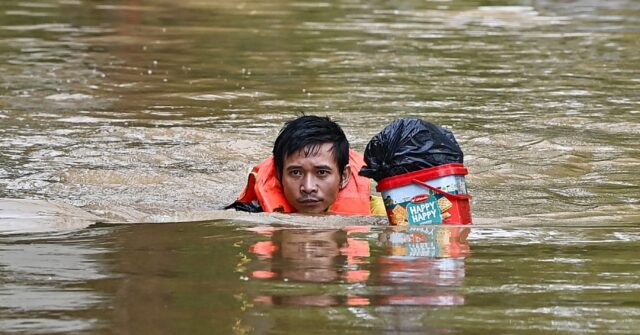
[359,118,464,181]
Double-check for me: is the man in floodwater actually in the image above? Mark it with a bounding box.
[226,115,382,215]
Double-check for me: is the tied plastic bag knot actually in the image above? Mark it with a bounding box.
[359,118,464,181]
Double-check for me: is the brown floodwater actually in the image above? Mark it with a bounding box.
[1,0,639,333]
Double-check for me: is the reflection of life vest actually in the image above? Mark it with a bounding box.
[236,150,371,215]
[249,226,372,283]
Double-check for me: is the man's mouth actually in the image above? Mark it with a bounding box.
[298,198,322,205]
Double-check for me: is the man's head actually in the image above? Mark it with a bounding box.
[273,115,351,214]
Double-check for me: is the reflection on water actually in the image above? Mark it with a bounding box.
[1,221,640,333]
[249,228,368,283]
[247,226,469,308]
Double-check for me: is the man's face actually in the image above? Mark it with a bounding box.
[281,143,348,214]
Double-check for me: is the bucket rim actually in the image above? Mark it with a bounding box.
[376,163,468,192]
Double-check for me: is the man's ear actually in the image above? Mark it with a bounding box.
[340,165,351,190]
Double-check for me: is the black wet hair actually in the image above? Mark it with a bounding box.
[273,115,349,182]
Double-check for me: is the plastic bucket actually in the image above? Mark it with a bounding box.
[376,163,472,225]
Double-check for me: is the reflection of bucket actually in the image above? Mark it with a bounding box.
[380,226,470,258]
[377,163,472,225]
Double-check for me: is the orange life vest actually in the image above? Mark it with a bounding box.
[236,150,371,215]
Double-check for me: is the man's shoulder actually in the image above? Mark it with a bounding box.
[225,200,263,213]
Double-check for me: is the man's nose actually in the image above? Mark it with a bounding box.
[300,174,318,193]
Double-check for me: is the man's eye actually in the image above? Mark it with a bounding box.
[289,170,302,177]
[317,170,330,176]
